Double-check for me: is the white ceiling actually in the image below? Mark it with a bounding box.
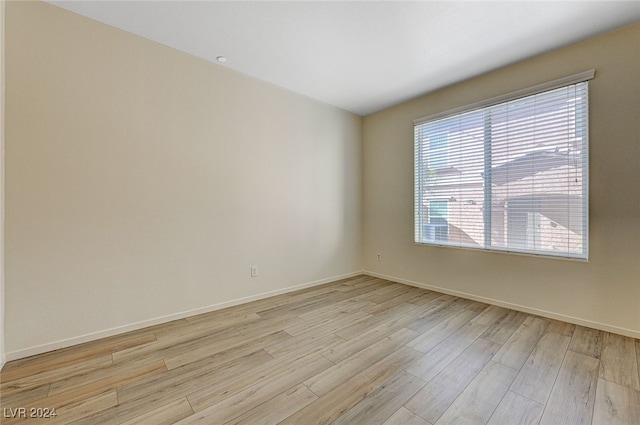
[47,1,640,116]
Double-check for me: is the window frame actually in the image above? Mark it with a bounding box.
[414,70,594,260]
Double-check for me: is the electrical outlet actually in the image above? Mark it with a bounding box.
[376,253,382,261]
[251,266,258,277]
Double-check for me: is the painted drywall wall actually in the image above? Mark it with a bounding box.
[5,1,362,359]
[363,22,640,338]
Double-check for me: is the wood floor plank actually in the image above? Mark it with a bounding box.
[112,326,242,364]
[2,275,639,425]
[43,390,118,425]
[119,397,194,425]
[569,325,604,359]
[117,349,274,405]
[405,337,501,424]
[407,308,481,354]
[68,398,170,425]
[335,303,419,341]
[268,285,339,307]
[345,280,400,298]
[382,407,433,425]
[325,314,416,363]
[545,319,576,337]
[186,352,332,413]
[232,313,307,339]
[510,332,571,404]
[139,318,192,336]
[1,354,112,397]
[471,305,512,327]
[305,327,419,397]
[363,285,412,305]
[405,290,444,307]
[481,309,528,345]
[466,301,492,313]
[492,316,548,370]
[47,357,165,396]
[332,276,380,292]
[539,351,599,425]
[328,280,390,302]
[486,391,544,425]
[405,296,460,333]
[70,386,202,425]
[265,330,345,359]
[283,309,372,338]
[257,297,334,320]
[185,298,279,324]
[599,332,640,390]
[50,360,166,403]
[71,396,188,425]
[280,346,424,425]
[0,333,156,382]
[2,391,118,425]
[2,386,123,425]
[592,378,640,425]
[223,383,318,425]
[363,291,425,315]
[0,383,51,409]
[271,332,345,364]
[331,372,426,425]
[434,361,518,425]
[154,313,260,341]
[296,298,374,323]
[163,328,291,370]
[406,305,505,382]
[180,355,333,423]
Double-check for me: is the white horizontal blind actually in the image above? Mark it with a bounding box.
[415,79,589,259]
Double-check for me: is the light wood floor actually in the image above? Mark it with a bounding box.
[1,275,639,424]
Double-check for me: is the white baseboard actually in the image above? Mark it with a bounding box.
[5,271,363,362]
[365,270,640,340]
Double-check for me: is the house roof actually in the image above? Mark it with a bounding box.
[489,151,578,186]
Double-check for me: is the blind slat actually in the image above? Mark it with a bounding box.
[415,78,589,259]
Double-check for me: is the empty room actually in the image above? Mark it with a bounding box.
[1,1,639,424]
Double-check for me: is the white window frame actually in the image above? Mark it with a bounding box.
[414,70,594,260]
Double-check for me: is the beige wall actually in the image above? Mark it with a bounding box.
[5,1,362,358]
[363,22,640,338]
[1,0,5,369]
[4,1,639,361]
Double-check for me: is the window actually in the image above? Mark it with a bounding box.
[415,71,592,259]
[425,200,449,242]
[428,133,449,168]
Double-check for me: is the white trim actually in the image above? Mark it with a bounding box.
[5,271,363,361]
[364,270,640,340]
[414,69,595,125]
[413,241,589,263]
[10,267,637,361]
[414,76,590,260]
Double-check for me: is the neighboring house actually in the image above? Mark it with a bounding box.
[418,88,586,256]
